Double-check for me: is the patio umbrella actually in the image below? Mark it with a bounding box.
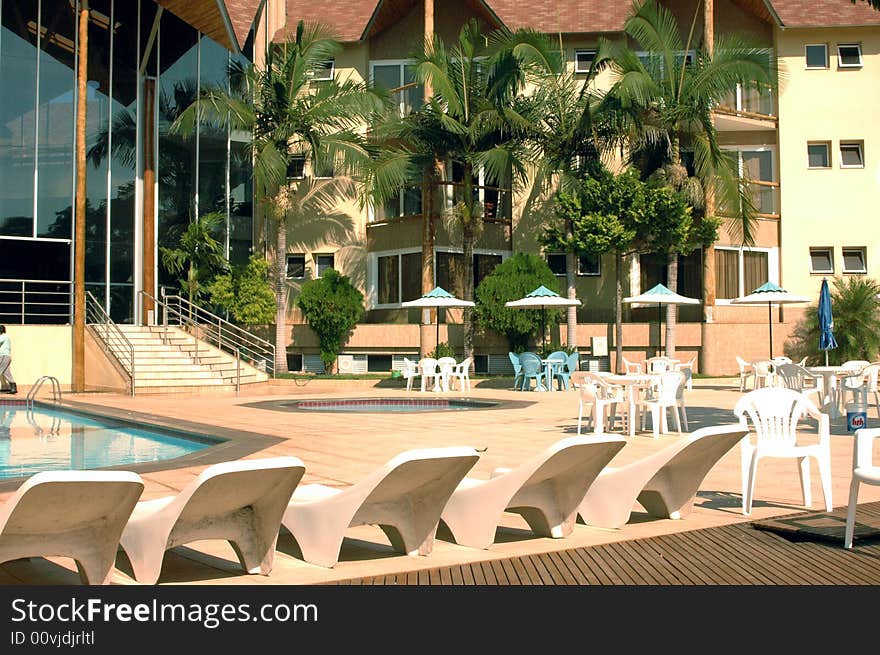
[732,281,809,359]
[818,277,838,366]
[623,284,700,357]
[505,285,582,352]
[401,286,474,351]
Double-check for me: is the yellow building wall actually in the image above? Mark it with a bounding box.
[3,326,72,389]
[777,26,880,301]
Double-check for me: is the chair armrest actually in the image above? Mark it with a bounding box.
[854,428,880,469]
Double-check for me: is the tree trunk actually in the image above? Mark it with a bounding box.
[274,213,289,375]
[73,0,89,392]
[615,252,624,374]
[665,252,678,359]
[462,164,475,361]
[566,250,577,350]
[420,165,437,358]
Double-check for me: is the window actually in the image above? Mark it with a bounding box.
[714,248,770,299]
[840,141,864,168]
[286,254,305,279]
[377,251,421,305]
[809,247,834,274]
[311,59,334,81]
[447,161,512,220]
[547,253,602,277]
[807,142,831,169]
[837,43,863,68]
[805,44,828,69]
[371,61,423,116]
[842,247,867,274]
[574,49,597,73]
[315,254,335,277]
[435,250,506,297]
[286,155,305,180]
[381,175,422,221]
[315,159,335,178]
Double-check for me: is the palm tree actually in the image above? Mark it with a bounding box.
[159,211,228,306]
[172,21,388,374]
[604,0,775,357]
[407,19,531,360]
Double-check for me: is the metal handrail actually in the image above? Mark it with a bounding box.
[26,375,62,411]
[0,278,73,324]
[85,292,136,396]
[140,291,275,378]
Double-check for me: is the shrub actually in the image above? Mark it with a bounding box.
[474,253,562,351]
[296,269,365,372]
[208,255,275,326]
[787,276,880,365]
[429,342,456,359]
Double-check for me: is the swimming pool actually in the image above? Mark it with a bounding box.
[0,403,212,480]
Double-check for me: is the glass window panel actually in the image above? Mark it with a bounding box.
[715,249,739,299]
[0,0,38,237]
[575,50,596,73]
[0,238,70,280]
[546,253,566,276]
[840,142,864,168]
[810,248,834,273]
[197,36,230,233]
[402,183,421,216]
[640,253,666,291]
[316,253,334,276]
[109,283,133,324]
[436,251,464,298]
[286,253,305,279]
[743,251,768,294]
[403,64,422,115]
[474,254,501,289]
[838,44,862,67]
[808,143,830,168]
[805,44,828,68]
[229,132,253,267]
[377,254,399,304]
[372,65,400,94]
[842,248,866,273]
[400,252,421,302]
[578,254,601,276]
[36,0,77,238]
[677,251,702,298]
[742,150,773,214]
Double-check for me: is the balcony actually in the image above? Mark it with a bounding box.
[717,180,780,220]
[715,83,777,131]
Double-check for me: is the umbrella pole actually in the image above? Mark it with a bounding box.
[658,302,662,358]
[436,310,440,354]
[768,301,773,359]
[542,306,546,353]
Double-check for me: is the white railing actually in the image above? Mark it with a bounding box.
[0,279,72,324]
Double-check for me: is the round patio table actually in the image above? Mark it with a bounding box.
[600,373,662,437]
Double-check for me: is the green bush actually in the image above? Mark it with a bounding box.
[296,269,365,372]
[429,342,456,359]
[787,276,880,365]
[474,253,562,351]
[208,255,275,326]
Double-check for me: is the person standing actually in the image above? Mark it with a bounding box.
[0,325,16,394]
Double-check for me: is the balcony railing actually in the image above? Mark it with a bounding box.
[0,279,72,324]
[716,83,776,120]
[718,180,780,219]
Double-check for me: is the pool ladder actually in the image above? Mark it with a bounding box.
[26,375,62,411]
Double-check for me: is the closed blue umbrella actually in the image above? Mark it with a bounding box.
[818,278,838,365]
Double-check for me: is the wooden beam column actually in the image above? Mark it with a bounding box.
[73,0,89,392]
[142,77,157,324]
[420,0,436,358]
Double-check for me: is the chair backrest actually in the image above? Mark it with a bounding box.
[646,357,670,374]
[456,356,473,374]
[565,352,579,374]
[508,352,522,374]
[863,363,880,391]
[437,356,456,370]
[420,357,439,375]
[402,357,418,377]
[735,355,751,373]
[796,356,808,367]
[771,356,792,366]
[752,359,774,376]
[734,387,812,448]
[519,352,543,375]
[622,357,643,374]
[547,351,568,362]
[775,363,812,391]
[657,371,685,404]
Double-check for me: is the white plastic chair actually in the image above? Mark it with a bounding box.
[119,457,306,584]
[844,427,880,548]
[622,356,643,375]
[577,374,626,435]
[646,356,671,374]
[840,362,880,409]
[401,357,420,392]
[775,363,822,406]
[736,355,755,392]
[637,370,687,437]
[419,357,443,392]
[439,435,626,549]
[282,447,479,567]
[448,357,473,392]
[0,471,144,585]
[734,387,832,516]
[437,356,456,392]
[577,424,748,529]
[675,356,696,391]
[751,359,775,389]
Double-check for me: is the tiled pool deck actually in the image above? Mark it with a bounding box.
[2,377,878,585]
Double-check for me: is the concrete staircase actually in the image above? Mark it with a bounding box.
[109,325,270,394]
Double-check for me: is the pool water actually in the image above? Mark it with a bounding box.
[0,405,210,480]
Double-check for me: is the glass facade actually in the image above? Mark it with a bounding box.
[0,0,254,323]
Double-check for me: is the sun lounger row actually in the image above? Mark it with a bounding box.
[0,423,747,585]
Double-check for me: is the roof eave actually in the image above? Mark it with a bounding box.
[215,0,242,53]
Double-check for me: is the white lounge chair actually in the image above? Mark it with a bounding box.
[734,387,832,516]
[119,457,305,584]
[439,435,626,550]
[281,447,480,568]
[0,470,144,585]
[577,424,748,529]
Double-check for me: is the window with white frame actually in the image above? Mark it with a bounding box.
[807,142,831,169]
[721,146,776,216]
[435,249,506,298]
[715,247,772,300]
[840,141,864,168]
[809,247,834,274]
[446,161,512,220]
[315,254,335,277]
[286,253,306,279]
[311,59,335,81]
[371,61,423,116]
[837,43,863,68]
[376,250,422,305]
[842,247,867,274]
[547,252,601,277]
[286,155,306,180]
[805,44,829,69]
[574,49,597,73]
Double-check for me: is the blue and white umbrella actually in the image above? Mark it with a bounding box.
[505,286,581,351]
[402,286,474,350]
[732,281,809,359]
[818,278,838,366]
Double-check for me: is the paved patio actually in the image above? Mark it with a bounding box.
[2,376,879,585]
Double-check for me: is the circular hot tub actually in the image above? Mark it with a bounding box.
[279,398,500,412]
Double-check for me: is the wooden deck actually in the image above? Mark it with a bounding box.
[330,502,880,585]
